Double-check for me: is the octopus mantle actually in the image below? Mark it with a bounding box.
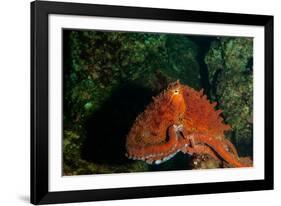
[126,81,249,168]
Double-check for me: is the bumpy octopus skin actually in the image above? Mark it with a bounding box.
[126,81,247,167]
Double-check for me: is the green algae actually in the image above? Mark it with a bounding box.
[205,37,253,157]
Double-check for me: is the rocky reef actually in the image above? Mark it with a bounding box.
[205,37,253,157]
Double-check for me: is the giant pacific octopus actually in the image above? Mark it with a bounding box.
[126,81,251,168]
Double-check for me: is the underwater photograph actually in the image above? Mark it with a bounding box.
[62,29,254,176]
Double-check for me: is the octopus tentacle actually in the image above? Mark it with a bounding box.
[126,125,179,163]
[182,144,219,160]
[177,126,219,161]
[194,135,244,167]
[223,138,239,157]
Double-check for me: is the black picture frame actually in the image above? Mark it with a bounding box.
[31,0,274,204]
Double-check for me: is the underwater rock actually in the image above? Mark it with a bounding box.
[190,154,221,169]
[163,35,200,88]
[64,31,200,124]
[205,37,253,157]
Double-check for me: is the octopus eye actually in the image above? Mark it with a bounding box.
[174,90,179,94]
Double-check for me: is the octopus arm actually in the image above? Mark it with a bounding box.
[126,125,179,163]
[223,138,239,157]
[182,144,219,161]
[194,135,244,167]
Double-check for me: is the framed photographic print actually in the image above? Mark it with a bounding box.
[31,0,274,204]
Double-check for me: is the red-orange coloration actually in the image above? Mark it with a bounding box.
[126,81,249,167]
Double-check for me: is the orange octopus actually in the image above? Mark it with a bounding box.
[126,81,250,168]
